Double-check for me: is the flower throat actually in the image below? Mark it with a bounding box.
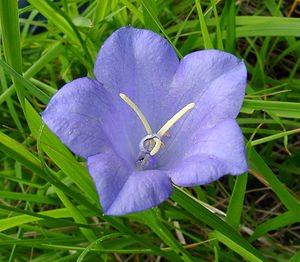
[120,93,195,169]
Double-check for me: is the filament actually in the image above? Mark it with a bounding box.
[119,93,152,134]
[157,103,195,137]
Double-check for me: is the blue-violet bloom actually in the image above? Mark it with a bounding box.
[42,27,248,216]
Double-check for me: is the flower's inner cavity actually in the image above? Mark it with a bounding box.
[119,93,195,169]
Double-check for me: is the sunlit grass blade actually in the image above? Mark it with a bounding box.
[0,0,25,109]
[0,191,58,205]
[93,0,111,24]
[195,0,213,49]
[53,186,99,243]
[249,146,300,217]
[222,0,236,53]
[24,42,64,79]
[0,206,94,232]
[225,173,248,230]
[0,131,43,175]
[211,231,263,262]
[251,128,300,146]
[121,0,144,24]
[248,211,298,243]
[241,99,300,118]
[0,60,50,104]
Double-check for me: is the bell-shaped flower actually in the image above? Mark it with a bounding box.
[42,27,248,216]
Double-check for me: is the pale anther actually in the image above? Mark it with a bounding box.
[120,93,152,134]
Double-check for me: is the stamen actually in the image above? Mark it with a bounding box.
[120,92,195,161]
[150,137,162,156]
[157,103,195,137]
[120,93,152,134]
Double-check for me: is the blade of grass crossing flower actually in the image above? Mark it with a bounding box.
[172,187,267,261]
[24,101,97,202]
[0,0,25,109]
[33,121,167,260]
[195,0,213,49]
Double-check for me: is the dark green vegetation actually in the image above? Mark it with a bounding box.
[0,0,300,261]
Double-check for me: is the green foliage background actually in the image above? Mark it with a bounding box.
[0,0,300,261]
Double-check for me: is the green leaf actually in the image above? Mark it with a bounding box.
[195,0,213,49]
[172,187,268,261]
[241,99,300,119]
[225,173,248,230]
[0,131,43,175]
[249,211,299,242]
[249,146,300,217]
[0,0,25,109]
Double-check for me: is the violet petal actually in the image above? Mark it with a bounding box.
[87,149,173,215]
[166,119,248,186]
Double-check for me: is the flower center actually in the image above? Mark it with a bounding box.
[120,93,195,169]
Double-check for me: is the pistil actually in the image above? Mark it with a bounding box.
[120,93,195,165]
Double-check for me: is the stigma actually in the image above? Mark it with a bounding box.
[120,93,195,169]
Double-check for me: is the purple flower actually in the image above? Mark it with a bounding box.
[42,27,248,216]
